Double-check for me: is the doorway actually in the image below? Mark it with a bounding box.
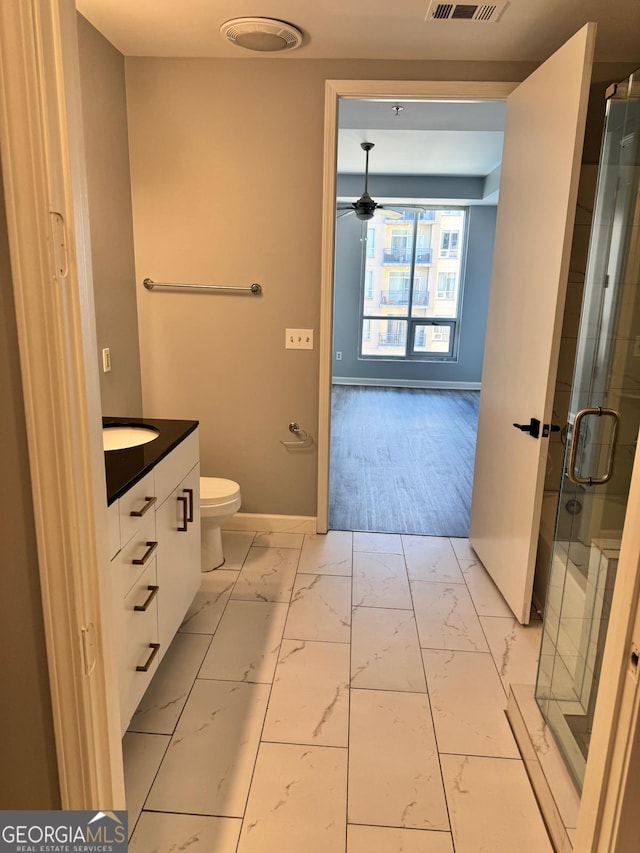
[326,94,506,536]
[329,385,480,534]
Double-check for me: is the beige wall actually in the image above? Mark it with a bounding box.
[125,58,543,516]
[125,57,635,517]
[77,15,142,417]
[0,167,60,808]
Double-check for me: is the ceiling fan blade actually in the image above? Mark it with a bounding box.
[336,208,354,218]
[383,205,428,214]
[376,206,404,219]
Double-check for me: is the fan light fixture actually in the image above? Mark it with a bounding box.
[220,17,303,52]
[337,143,429,222]
[352,143,377,220]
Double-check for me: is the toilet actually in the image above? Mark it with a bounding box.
[200,477,242,571]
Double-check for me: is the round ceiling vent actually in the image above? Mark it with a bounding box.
[220,17,303,53]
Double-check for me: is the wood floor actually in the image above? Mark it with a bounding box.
[329,386,480,537]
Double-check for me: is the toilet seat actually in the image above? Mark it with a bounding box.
[200,477,241,508]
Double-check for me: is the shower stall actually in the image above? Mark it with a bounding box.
[535,70,640,790]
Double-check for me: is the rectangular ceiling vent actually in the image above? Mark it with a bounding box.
[426,1,508,22]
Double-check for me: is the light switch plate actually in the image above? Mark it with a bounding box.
[285,328,314,350]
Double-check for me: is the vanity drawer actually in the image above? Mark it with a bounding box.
[154,430,199,507]
[119,470,157,548]
[117,560,159,734]
[114,511,157,598]
[107,500,121,560]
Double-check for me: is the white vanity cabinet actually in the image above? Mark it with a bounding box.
[108,427,200,734]
[110,472,160,735]
[154,435,200,654]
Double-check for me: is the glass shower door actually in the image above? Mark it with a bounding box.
[535,70,640,790]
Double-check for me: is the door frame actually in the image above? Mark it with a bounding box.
[317,74,640,849]
[575,428,640,850]
[316,79,517,533]
[0,0,124,807]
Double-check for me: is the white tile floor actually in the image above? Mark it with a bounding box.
[124,530,552,852]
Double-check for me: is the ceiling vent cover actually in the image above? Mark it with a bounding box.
[220,17,303,52]
[425,1,508,22]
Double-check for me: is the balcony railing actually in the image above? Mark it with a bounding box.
[382,209,436,222]
[377,330,405,347]
[383,248,432,265]
[379,289,429,307]
[380,289,409,306]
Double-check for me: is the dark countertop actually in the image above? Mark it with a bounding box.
[103,416,199,505]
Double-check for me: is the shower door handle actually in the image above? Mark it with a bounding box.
[568,407,620,486]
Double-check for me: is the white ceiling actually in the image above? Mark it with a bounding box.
[77,1,637,198]
[76,0,640,63]
[338,100,506,176]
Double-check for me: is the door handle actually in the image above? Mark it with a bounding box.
[568,407,620,486]
[513,417,540,439]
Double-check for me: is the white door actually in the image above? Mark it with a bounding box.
[469,23,596,625]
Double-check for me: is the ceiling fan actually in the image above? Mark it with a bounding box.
[336,142,424,221]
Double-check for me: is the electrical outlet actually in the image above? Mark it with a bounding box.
[336,351,342,360]
[102,347,111,373]
[285,328,314,350]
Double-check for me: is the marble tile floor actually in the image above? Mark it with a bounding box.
[124,529,553,852]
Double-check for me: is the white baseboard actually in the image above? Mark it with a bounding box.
[332,377,481,390]
[224,512,317,534]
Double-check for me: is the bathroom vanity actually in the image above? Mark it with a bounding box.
[104,417,200,734]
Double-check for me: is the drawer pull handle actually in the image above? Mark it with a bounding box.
[134,584,159,612]
[177,495,188,532]
[130,495,157,517]
[136,642,160,672]
[132,541,158,565]
[184,487,194,522]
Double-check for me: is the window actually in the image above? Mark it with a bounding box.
[361,319,407,356]
[364,270,374,300]
[366,226,375,258]
[436,273,457,300]
[360,207,466,360]
[390,228,410,250]
[384,272,411,305]
[413,322,454,356]
[440,230,460,258]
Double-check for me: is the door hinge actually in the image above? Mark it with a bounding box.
[81,623,97,676]
[49,209,68,279]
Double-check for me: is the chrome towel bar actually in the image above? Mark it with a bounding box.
[143,277,262,295]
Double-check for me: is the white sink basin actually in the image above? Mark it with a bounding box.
[103,425,160,451]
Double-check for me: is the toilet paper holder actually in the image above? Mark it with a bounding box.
[280,422,311,447]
